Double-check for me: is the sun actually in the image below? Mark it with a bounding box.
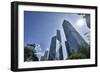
[76,18,85,27]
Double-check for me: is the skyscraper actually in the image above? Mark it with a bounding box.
[65,41,71,57]
[63,20,88,54]
[48,36,56,60]
[40,50,49,61]
[56,30,63,60]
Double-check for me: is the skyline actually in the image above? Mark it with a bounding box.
[24,11,90,59]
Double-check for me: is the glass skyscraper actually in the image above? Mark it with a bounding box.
[63,20,88,54]
[56,30,63,60]
[48,36,56,60]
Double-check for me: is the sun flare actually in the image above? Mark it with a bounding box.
[76,18,85,27]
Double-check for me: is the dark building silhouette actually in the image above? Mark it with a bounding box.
[59,46,63,60]
[63,20,88,54]
[56,30,63,60]
[48,36,56,60]
[65,41,71,57]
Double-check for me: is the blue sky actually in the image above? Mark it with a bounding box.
[24,11,90,59]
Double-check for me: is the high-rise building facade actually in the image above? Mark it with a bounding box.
[65,41,71,57]
[56,30,63,60]
[48,36,56,60]
[63,20,88,54]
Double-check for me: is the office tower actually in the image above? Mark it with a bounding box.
[56,30,63,60]
[65,41,71,57]
[48,36,56,60]
[63,20,88,54]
